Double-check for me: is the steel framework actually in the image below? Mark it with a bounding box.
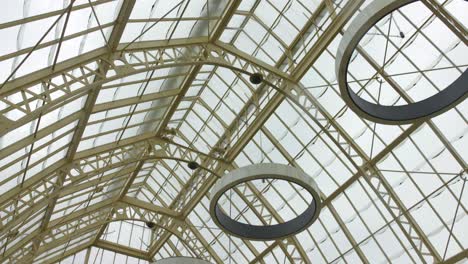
[0,0,466,263]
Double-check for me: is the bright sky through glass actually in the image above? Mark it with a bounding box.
[0,0,466,263]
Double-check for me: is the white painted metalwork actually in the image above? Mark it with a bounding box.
[0,0,466,263]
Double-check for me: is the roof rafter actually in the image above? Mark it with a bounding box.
[0,0,466,262]
[149,0,365,260]
[90,1,241,260]
[20,0,137,261]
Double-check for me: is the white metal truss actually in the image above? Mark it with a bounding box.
[0,0,466,263]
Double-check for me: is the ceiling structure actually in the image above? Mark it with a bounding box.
[0,0,466,263]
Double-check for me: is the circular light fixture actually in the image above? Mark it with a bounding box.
[187,161,199,170]
[249,73,264,84]
[153,257,212,264]
[336,0,468,124]
[209,163,321,240]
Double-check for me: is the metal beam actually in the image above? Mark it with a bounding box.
[260,126,369,264]
[42,243,93,264]
[441,249,468,264]
[25,0,137,260]
[321,121,423,205]
[95,240,150,261]
[96,0,243,260]
[1,0,465,262]
[149,0,365,258]
[249,241,280,264]
[120,196,181,218]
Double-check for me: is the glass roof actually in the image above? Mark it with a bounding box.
[0,0,466,263]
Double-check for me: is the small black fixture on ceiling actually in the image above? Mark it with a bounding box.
[187,161,199,170]
[7,230,19,238]
[145,221,156,229]
[249,73,263,85]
